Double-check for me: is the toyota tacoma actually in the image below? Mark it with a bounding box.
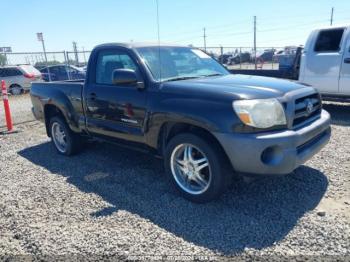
[30,43,331,202]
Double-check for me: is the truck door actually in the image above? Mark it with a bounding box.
[84,48,147,144]
[339,28,350,95]
[302,28,345,94]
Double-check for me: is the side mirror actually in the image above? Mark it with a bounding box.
[112,69,139,86]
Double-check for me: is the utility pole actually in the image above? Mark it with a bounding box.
[330,7,334,26]
[37,32,51,81]
[253,16,257,70]
[72,41,79,65]
[203,27,207,52]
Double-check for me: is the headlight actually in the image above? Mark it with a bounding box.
[233,98,286,128]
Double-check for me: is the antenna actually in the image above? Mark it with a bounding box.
[156,0,162,82]
[330,7,334,26]
[203,27,207,52]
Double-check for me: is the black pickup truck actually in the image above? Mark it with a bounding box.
[30,43,331,202]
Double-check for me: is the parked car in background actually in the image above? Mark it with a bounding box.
[227,52,251,65]
[299,25,350,98]
[39,65,86,82]
[217,54,233,64]
[273,46,298,63]
[0,65,42,95]
[257,49,275,62]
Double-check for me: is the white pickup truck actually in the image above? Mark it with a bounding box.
[299,25,350,99]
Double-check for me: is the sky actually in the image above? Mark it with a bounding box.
[1,0,350,53]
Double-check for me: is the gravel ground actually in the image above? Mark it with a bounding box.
[0,93,35,129]
[0,103,349,261]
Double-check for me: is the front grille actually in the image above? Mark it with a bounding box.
[293,93,321,127]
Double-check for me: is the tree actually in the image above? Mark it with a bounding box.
[0,54,7,66]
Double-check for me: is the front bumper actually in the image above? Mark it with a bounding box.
[214,109,331,176]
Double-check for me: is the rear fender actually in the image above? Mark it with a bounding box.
[43,91,80,133]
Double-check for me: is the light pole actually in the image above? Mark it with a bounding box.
[37,32,51,81]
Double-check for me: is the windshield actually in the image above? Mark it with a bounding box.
[136,46,229,82]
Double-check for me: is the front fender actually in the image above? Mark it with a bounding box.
[145,97,236,149]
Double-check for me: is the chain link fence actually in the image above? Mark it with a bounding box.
[199,46,292,70]
[2,46,297,70]
[2,51,93,68]
[1,46,298,129]
[3,51,67,68]
[66,51,91,67]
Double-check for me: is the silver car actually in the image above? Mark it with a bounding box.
[0,65,42,95]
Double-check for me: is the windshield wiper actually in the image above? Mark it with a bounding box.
[200,73,224,77]
[163,76,200,82]
[163,74,224,82]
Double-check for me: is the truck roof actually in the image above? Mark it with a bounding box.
[94,42,187,49]
[311,24,349,31]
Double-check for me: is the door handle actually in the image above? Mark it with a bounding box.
[89,93,97,101]
[344,58,350,64]
[89,92,97,100]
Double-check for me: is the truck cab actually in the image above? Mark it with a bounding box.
[299,25,350,98]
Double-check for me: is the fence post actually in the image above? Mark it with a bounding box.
[3,52,7,65]
[1,80,13,132]
[220,46,223,64]
[64,51,71,80]
[272,47,274,70]
[239,47,242,69]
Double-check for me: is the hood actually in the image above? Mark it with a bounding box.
[161,74,313,100]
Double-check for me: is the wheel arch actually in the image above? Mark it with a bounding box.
[157,122,231,170]
[9,83,22,87]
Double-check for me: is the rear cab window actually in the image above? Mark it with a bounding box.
[314,28,345,52]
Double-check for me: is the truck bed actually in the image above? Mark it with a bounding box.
[30,80,85,128]
[31,80,84,102]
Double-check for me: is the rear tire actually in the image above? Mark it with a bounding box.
[164,133,230,203]
[49,116,84,156]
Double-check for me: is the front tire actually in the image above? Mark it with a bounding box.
[164,133,230,203]
[10,84,23,95]
[49,116,84,156]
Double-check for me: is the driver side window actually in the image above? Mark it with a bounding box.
[96,50,138,85]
